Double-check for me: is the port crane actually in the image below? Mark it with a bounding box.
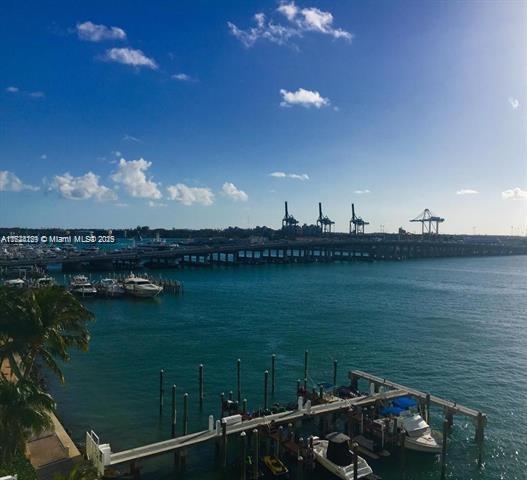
[281,201,299,230]
[317,202,335,234]
[349,203,369,235]
[410,209,445,235]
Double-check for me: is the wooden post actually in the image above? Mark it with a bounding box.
[229,391,233,401]
[475,412,485,467]
[242,398,247,415]
[304,350,309,384]
[183,393,189,435]
[297,455,304,480]
[319,385,324,400]
[296,379,301,396]
[159,369,164,415]
[400,431,406,474]
[440,418,448,479]
[237,359,242,403]
[333,359,337,387]
[222,420,228,468]
[253,429,259,480]
[271,354,276,396]
[425,393,431,423]
[352,442,358,480]
[240,431,247,480]
[171,385,177,438]
[220,392,225,418]
[264,370,269,410]
[199,364,204,409]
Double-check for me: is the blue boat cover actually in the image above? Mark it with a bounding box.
[380,406,405,416]
[393,396,417,409]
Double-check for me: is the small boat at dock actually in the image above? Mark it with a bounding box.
[69,275,97,297]
[3,278,26,288]
[312,433,374,479]
[35,276,55,288]
[123,274,163,298]
[97,278,126,297]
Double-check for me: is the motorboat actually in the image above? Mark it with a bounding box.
[97,278,126,297]
[35,276,55,287]
[312,433,374,479]
[123,274,163,298]
[69,275,97,297]
[3,278,26,288]
[382,396,442,454]
[262,455,289,477]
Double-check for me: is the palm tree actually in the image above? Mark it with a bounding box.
[0,377,56,463]
[0,285,94,383]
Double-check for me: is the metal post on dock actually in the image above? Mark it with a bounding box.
[159,369,164,415]
[240,431,247,480]
[440,418,448,480]
[198,364,204,409]
[171,385,177,438]
[252,429,259,480]
[237,359,241,403]
[333,359,338,387]
[183,393,189,435]
[352,442,358,480]
[271,354,276,395]
[264,370,269,410]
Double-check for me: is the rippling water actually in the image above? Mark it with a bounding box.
[51,256,527,480]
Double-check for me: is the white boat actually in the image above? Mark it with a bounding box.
[3,278,26,288]
[97,278,125,297]
[69,275,97,297]
[312,433,374,479]
[35,276,55,287]
[123,274,163,298]
[397,410,442,453]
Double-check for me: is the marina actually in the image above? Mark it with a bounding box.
[44,256,527,480]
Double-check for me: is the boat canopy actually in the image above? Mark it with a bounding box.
[380,406,405,416]
[393,396,417,409]
[325,432,354,467]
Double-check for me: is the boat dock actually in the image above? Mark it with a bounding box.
[85,353,487,479]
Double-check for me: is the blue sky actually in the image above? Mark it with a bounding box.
[1,0,525,234]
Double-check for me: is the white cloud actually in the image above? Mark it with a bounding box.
[122,134,141,142]
[278,2,352,40]
[50,172,116,200]
[229,2,351,48]
[508,97,520,110]
[354,189,371,194]
[280,88,329,108]
[270,171,309,180]
[111,158,162,199]
[167,183,215,206]
[76,21,126,42]
[222,182,248,202]
[0,171,39,192]
[103,48,158,69]
[148,200,167,208]
[502,187,527,199]
[172,73,195,82]
[456,189,478,195]
[6,86,19,93]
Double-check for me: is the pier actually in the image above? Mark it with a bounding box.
[2,235,527,272]
[85,359,487,479]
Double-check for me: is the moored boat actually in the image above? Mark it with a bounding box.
[3,278,26,288]
[312,433,374,479]
[97,278,126,297]
[69,275,97,297]
[35,276,55,287]
[123,274,163,298]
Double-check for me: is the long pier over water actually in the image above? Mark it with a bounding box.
[2,236,527,272]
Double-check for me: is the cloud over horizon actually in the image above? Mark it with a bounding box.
[502,187,527,199]
[111,158,162,199]
[50,172,116,201]
[222,182,248,202]
[167,183,215,206]
[456,189,479,195]
[76,21,127,42]
[270,171,309,181]
[103,48,158,69]
[280,88,329,108]
[0,171,39,192]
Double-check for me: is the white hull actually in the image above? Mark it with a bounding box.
[404,431,442,453]
[125,285,163,298]
[313,441,373,479]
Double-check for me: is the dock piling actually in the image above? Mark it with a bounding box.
[333,359,337,387]
[352,442,358,480]
[271,354,276,395]
[220,392,225,418]
[264,370,269,410]
[221,420,228,468]
[159,369,164,415]
[240,431,247,480]
[242,398,247,415]
[237,359,241,403]
[171,385,177,438]
[440,418,448,479]
[198,364,204,409]
[304,350,308,385]
[183,393,189,435]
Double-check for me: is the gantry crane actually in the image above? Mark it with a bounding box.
[410,209,445,235]
[282,201,299,230]
[317,202,335,234]
[349,203,369,235]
